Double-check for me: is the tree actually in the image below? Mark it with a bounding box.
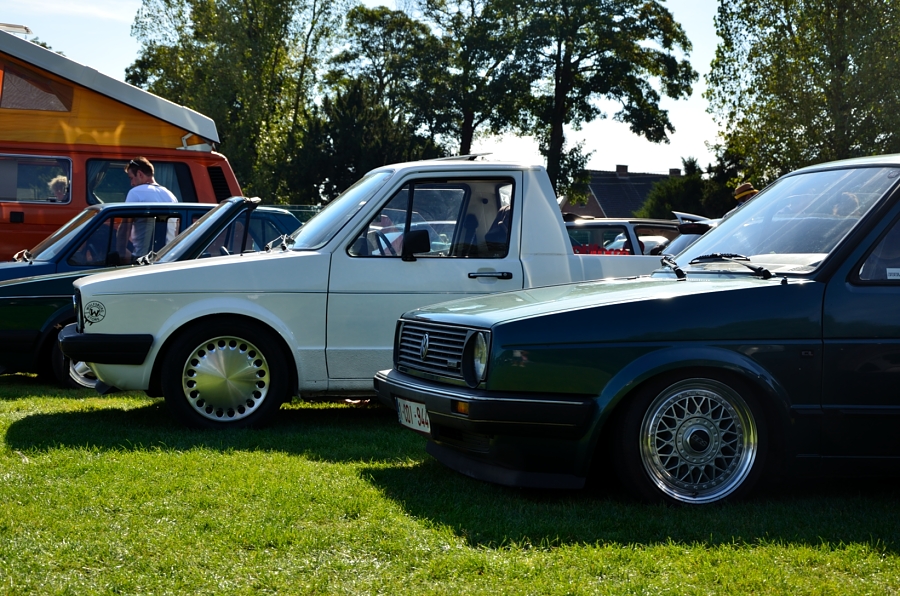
[706,0,900,183]
[127,0,345,199]
[510,0,697,192]
[634,157,704,219]
[287,80,444,203]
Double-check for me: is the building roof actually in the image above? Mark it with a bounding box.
[0,30,219,144]
[560,165,674,218]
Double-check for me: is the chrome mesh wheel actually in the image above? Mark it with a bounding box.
[639,378,757,504]
[181,335,270,422]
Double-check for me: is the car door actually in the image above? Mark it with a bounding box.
[822,208,900,461]
[326,172,525,380]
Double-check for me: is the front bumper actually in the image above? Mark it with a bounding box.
[58,323,154,365]
[374,368,597,489]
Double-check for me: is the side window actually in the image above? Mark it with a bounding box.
[860,218,900,281]
[248,215,286,248]
[86,160,195,204]
[348,178,514,258]
[633,225,680,255]
[67,215,180,267]
[201,216,260,258]
[569,225,630,254]
[0,155,71,203]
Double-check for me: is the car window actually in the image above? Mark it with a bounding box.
[860,217,900,281]
[86,159,197,204]
[67,214,182,267]
[0,155,72,204]
[28,208,98,260]
[568,225,630,254]
[348,178,515,258]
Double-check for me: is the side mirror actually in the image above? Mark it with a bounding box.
[401,229,431,261]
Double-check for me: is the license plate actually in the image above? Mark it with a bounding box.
[396,397,431,434]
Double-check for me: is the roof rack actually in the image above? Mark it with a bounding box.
[433,153,492,161]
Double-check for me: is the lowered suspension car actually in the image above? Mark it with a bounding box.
[376,155,900,504]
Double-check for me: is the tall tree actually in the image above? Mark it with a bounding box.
[706,0,900,183]
[288,80,444,203]
[418,0,531,154]
[127,0,344,198]
[511,0,697,192]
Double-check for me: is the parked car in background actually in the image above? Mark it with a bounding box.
[0,198,300,388]
[660,219,719,256]
[564,216,680,255]
[377,154,900,505]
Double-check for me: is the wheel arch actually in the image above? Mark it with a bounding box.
[34,304,78,376]
[147,313,299,400]
[585,346,791,480]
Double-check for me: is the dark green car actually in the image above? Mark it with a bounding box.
[376,155,900,505]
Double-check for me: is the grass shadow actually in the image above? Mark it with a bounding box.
[362,458,900,553]
[4,400,421,463]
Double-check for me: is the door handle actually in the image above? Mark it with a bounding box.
[468,271,513,280]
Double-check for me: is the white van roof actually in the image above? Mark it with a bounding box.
[0,30,220,144]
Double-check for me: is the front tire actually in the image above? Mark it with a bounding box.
[160,319,289,429]
[51,331,98,389]
[614,373,767,505]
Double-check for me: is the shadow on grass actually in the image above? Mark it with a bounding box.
[4,400,421,463]
[6,393,900,553]
[362,460,900,552]
[0,373,99,400]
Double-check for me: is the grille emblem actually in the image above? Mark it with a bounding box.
[420,333,430,360]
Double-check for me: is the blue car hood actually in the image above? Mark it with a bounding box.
[0,260,56,282]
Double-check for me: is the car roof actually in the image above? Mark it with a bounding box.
[565,218,678,226]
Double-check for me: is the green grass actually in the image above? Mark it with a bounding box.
[1,374,900,594]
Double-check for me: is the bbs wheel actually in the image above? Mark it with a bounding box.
[614,373,767,505]
[161,319,289,429]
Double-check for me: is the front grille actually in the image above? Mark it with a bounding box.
[397,321,473,380]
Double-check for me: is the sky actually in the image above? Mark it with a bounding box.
[4,0,721,174]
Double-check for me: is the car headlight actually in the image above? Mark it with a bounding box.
[463,330,490,388]
[73,289,84,333]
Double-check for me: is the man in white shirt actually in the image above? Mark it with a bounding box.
[119,157,178,261]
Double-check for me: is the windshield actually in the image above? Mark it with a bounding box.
[676,166,900,274]
[290,171,394,250]
[153,200,235,263]
[29,209,99,260]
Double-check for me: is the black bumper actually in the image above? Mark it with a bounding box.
[374,369,596,489]
[58,323,153,365]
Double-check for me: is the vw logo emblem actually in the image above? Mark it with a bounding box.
[420,333,430,360]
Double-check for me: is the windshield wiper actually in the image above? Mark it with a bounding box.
[689,253,773,279]
[660,255,686,279]
[265,234,295,252]
[13,249,33,264]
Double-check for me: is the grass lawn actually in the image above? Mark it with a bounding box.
[1,374,899,594]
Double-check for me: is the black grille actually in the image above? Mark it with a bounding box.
[397,321,472,380]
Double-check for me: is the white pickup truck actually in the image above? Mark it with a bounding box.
[60,158,666,428]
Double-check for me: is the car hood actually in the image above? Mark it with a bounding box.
[406,274,824,342]
[74,249,330,295]
[0,260,56,283]
[0,268,106,298]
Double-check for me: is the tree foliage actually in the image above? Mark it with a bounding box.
[706,0,900,184]
[509,0,697,192]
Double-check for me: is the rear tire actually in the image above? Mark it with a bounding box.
[613,372,767,505]
[160,319,289,429]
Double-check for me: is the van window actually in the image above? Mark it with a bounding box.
[0,155,71,203]
[86,159,198,204]
[0,61,73,112]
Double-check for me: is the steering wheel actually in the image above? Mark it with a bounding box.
[367,230,397,256]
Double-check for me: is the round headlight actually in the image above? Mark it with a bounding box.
[472,332,488,382]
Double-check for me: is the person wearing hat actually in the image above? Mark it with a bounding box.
[733,182,758,205]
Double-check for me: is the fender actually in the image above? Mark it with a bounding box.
[581,344,798,466]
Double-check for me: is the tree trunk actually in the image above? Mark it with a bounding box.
[459,110,475,156]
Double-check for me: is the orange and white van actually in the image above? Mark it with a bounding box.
[0,30,241,259]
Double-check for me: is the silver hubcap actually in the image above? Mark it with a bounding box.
[69,360,97,389]
[181,336,269,422]
[640,379,757,504]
